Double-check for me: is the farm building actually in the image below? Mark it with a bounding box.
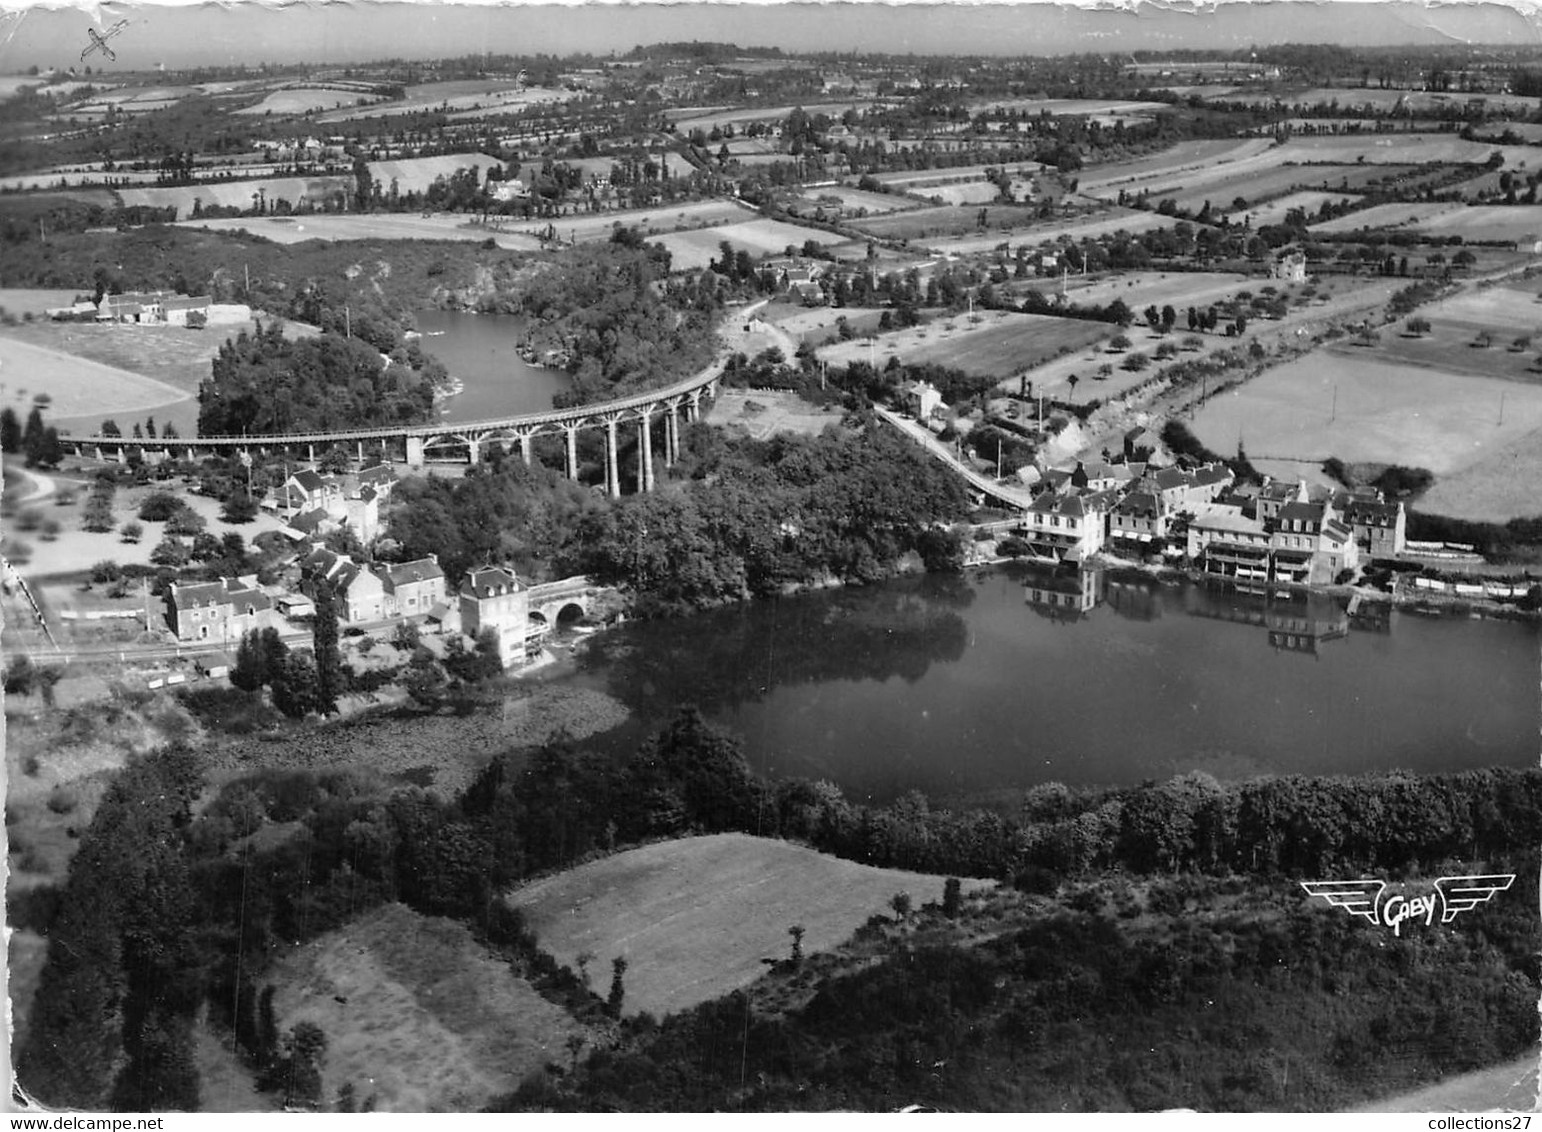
[1272,249,1308,283]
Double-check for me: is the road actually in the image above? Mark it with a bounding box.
[874,406,1035,510]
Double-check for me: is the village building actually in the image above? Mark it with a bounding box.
[1023,487,1119,563]
[902,379,943,421]
[1339,496,1408,558]
[380,557,447,619]
[458,566,535,668]
[330,560,387,623]
[284,470,344,514]
[164,577,273,643]
[1108,490,1169,551]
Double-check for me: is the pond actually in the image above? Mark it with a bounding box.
[572,564,1541,808]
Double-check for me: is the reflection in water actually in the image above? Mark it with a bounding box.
[574,563,1537,803]
[582,573,973,718]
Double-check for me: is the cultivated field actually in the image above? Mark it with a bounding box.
[118,176,352,215]
[917,180,1005,206]
[1274,133,1530,166]
[671,101,874,136]
[0,289,84,317]
[507,833,993,1019]
[868,161,1045,189]
[1078,138,1276,192]
[967,97,1170,117]
[1281,87,1542,115]
[766,304,893,345]
[176,212,540,250]
[271,902,590,1112]
[233,86,376,116]
[849,203,1045,242]
[0,334,191,423]
[1309,199,1467,234]
[926,209,1177,256]
[1414,205,1542,244]
[313,79,570,123]
[1191,352,1542,500]
[1226,189,1362,228]
[1056,270,1255,313]
[650,217,841,270]
[794,186,915,216]
[368,153,504,194]
[712,389,844,439]
[1158,164,1384,215]
[817,308,1111,378]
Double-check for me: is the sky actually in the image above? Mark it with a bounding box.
[0,0,1538,73]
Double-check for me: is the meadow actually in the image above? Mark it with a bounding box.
[847,203,1047,242]
[271,902,591,1111]
[1225,189,1362,227]
[507,833,992,1020]
[1077,138,1276,192]
[927,208,1176,256]
[649,217,841,270]
[817,308,1110,378]
[232,86,376,116]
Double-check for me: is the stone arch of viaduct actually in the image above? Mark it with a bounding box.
[60,368,720,498]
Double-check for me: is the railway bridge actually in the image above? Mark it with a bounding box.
[59,365,721,498]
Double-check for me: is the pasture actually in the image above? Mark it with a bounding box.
[927,208,1176,256]
[966,97,1169,117]
[1274,134,1531,167]
[368,153,503,194]
[794,186,915,216]
[507,833,992,1020]
[1078,138,1276,192]
[233,86,376,116]
[1055,270,1255,314]
[118,176,351,216]
[1310,200,1466,234]
[868,161,1045,188]
[178,213,540,251]
[271,902,590,1112]
[650,217,840,270]
[1190,351,1542,518]
[1415,205,1542,244]
[848,203,1045,242]
[1158,164,1391,215]
[1227,189,1362,228]
[0,334,191,423]
[817,308,1111,379]
[917,181,1004,206]
[768,304,893,345]
[314,79,569,123]
[712,389,844,439]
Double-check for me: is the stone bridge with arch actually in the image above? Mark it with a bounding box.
[525,575,612,626]
[58,363,722,498]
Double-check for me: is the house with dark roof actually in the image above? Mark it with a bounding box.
[459,566,534,668]
[1023,487,1118,563]
[1339,496,1407,558]
[284,470,342,514]
[165,578,273,643]
[332,562,387,622]
[381,557,446,619]
[1109,490,1168,551]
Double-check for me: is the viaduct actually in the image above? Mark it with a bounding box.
[59,364,722,498]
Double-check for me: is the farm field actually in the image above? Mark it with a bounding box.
[868,161,1044,188]
[967,97,1169,117]
[0,334,192,424]
[817,308,1111,379]
[767,304,894,345]
[848,203,1045,242]
[507,833,992,1020]
[1310,200,1465,233]
[1284,88,1542,115]
[0,289,85,317]
[118,176,351,215]
[1191,351,1542,502]
[1055,270,1255,314]
[1423,285,1542,330]
[1415,205,1542,244]
[794,186,915,216]
[1078,138,1275,192]
[177,212,543,250]
[233,86,376,116]
[1227,189,1362,228]
[1340,314,1542,384]
[916,180,1004,206]
[1274,134,1532,166]
[367,153,503,194]
[671,101,873,135]
[650,217,841,270]
[313,79,569,123]
[270,902,590,1112]
[560,198,756,243]
[926,209,1177,256]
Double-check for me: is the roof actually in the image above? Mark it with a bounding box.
[1195,508,1268,537]
[1114,491,1162,519]
[355,485,378,504]
[1191,465,1233,487]
[1153,467,1191,491]
[1344,499,1400,525]
[384,558,445,586]
[1277,501,1326,526]
[289,469,326,492]
[288,508,328,534]
[357,464,397,487]
[461,566,522,599]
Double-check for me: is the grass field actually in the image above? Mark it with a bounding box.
[794,186,915,216]
[1160,164,1384,214]
[1226,189,1362,228]
[712,389,844,439]
[848,203,1047,242]
[651,217,842,270]
[916,180,1005,206]
[0,289,84,317]
[507,833,993,1020]
[1275,134,1529,166]
[767,304,893,344]
[1414,205,1542,243]
[816,308,1110,378]
[966,97,1169,117]
[671,101,873,136]
[233,87,375,116]
[927,209,1176,256]
[179,212,542,250]
[1055,270,1255,314]
[0,333,191,422]
[1078,138,1276,192]
[868,161,1045,188]
[313,79,570,123]
[270,902,591,1112]
[1191,351,1542,514]
[1310,200,1466,234]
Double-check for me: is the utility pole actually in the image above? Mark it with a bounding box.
[244,263,250,296]
[1499,390,1505,426]
[344,304,351,339]
[1330,383,1337,424]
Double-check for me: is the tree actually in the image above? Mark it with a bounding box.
[165,506,207,537]
[81,494,115,533]
[0,407,19,453]
[120,521,143,544]
[4,655,36,697]
[150,534,190,567]
[138,492,183,522]
[221,493,259,524]
[403,647,447,709]
[607,956,628,1017]
[890,892,913,921]
[1405,316,1432,337]
[312,581,342,716]
[270,652,319,719]
[1066,374,1079,401]
[943,877,962,919]
[788,924,806,967]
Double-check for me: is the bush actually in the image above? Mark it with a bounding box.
[137,491,182,522]
[46,786,77,815]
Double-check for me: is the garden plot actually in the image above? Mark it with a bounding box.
[816,309,1111,379]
